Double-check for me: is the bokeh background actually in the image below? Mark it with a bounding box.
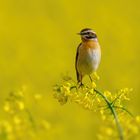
[0,0,140,139]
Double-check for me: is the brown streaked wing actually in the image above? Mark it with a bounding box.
[75,43,82,82]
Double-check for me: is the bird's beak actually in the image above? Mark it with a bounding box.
[77,32,81,35]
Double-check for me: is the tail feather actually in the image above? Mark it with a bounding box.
[75,43,82,84]
[76,70,80,83]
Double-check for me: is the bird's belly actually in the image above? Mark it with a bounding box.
[77,48,101,75]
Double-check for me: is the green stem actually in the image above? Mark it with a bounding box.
[94,89,124,140]
[25,108,37,131]
[113,106,134,117]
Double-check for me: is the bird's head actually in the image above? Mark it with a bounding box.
[78,28,97,41]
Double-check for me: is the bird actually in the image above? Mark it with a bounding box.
[75,28,101,86]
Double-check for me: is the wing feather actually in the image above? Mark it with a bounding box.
[75,43,82,82]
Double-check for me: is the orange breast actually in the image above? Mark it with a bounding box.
[83,40,100,49]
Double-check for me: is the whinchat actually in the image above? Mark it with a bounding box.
[75,28,101,85]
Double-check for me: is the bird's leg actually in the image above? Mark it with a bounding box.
[78,75,84,88]
[78,82,83,88]
[77,75,89,88]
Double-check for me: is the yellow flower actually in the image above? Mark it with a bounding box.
[54,76,137,140]
[136,116,140,123]
[100,110,104,115]
[2,121,13,133]
[91,81,96,88]
[34,93,42,100]
[90,89,94,94]
[130,125,139,134]
[100,110,106,120]
[65,82,71,87]
[3,101,10,112]
[106,127,113,136]
[13,116,21,125]
[16,101,25,110]
[41,120,51,130]
[61,85,70,95]
[97,98,101,103]
[104,90,112,98]
[93,72,100,80]
[123,95,130,101]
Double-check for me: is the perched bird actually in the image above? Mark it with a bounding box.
[75,28,101,85]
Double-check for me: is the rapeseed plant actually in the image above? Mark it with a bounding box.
[0,86,50,140]
[53,75,140,140]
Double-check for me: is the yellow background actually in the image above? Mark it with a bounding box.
[0,0,140,139]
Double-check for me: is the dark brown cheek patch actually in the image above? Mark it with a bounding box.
[86,36,96,39]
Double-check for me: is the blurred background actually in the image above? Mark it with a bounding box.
[0,0,140,139]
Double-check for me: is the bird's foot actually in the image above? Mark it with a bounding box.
[78,82,84,88]
[77,82,89,89]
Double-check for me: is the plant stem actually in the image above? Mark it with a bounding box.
[94,89,124,140]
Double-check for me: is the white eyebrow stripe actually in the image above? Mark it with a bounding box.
[82,30,96,34]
